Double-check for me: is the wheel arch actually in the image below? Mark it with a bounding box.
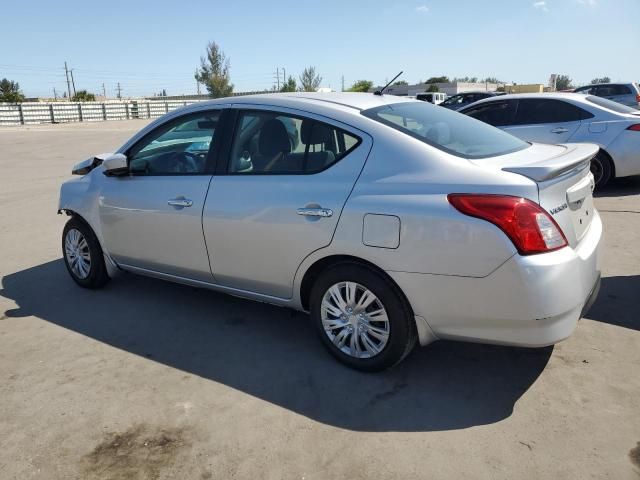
[596,147,616,178]
[299,254,413,314]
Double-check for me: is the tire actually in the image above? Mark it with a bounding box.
[62,217,110,289]
[309,263,417,372]
[590,152,613,189]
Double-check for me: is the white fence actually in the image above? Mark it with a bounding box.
[0,100,208,126]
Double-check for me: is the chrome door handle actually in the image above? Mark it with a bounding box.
[551,127,569,134]
[167,198,193,208]
[297,207,333,218]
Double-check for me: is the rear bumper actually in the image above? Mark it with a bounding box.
[391,210,603,347]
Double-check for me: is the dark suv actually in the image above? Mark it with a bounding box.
[573,83,640,109]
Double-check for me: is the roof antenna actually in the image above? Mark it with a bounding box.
[374,71,403,96]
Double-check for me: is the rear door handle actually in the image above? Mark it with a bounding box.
[168,197,193,208]
[297,207,333,218]
[551,127,569,134]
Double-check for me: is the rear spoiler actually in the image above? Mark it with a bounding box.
[502,143,599,182]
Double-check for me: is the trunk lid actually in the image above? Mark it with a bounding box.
[471,142,599,247]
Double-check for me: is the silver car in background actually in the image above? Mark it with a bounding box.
[573,82,640,109]
[461,93,640,186]
[59,93,602,371]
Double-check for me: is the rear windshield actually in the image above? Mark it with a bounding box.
[586,95,638,114]
[362,101,528,159]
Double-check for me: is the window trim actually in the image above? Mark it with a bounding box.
[124,108,229,176]
[219,108,363,176]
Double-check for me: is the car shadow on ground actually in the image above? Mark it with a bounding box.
[595,176,640,199]
[586,275,640,331]
[1,260,556,433]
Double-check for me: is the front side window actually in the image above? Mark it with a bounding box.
[228,111,360,174]
[514,99,592,124]
[363,101,528,159]
[463,100,518,126]
[128,111,220,175]
[442,94,464,106]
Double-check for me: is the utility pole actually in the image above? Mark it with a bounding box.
[341,75,345,92]
[102,83,106,98]
[64,62,72,99]
[70,69,77,98]
[282,67,286,83]
[273,68,280,90]
[53,88,58,100]
[116,82,122,99]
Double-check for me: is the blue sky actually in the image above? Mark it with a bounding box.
[2,0,638,98]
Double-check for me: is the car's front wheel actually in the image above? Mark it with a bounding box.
[62,217,110,289]
[309,263,416,371]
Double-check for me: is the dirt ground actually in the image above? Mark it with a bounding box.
[1,120,639,479]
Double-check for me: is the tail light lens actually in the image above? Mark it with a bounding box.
[627,124,640,131]
[448,194,568,255]
[636,94,640,103]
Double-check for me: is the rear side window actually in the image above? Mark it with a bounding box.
[228,111,360,174]
[514,99,593,124]
[362,101,528,159]
[596,84,632,96]
[463,100,517,126]
[586,95,638,114]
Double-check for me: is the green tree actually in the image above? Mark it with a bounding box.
[425,76,449,84]
[392,80,408,86]
[280,76,297,92]
[0,78,25,103]
[72,90,96,102]
[426,84,439,92]
[483,77,502,84]
[195,41,234,98]
[299,66,322,92]
[348,80,373,92]
[555,75,573,90]
[590,77,611,85]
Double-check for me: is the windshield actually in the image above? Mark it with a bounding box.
[362,101,528,159]
[586,95,638,114]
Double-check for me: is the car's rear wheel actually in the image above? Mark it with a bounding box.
[62,217,110,289]
[591,152,612,188]
[309,263,416,371]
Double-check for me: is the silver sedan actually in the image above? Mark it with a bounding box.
[59,93,602,371]
[460,93,640,187]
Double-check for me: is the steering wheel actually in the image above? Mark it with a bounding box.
[169,151,200,173]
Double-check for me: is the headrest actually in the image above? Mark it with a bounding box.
[258,119,291,156]
[301,120,332,145]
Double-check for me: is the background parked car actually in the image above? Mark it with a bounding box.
[440,91,503,110]
[416,92,447,104]
[460,93,640,187]
[573,83,640,109]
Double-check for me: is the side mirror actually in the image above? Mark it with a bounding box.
[101,153,129,176]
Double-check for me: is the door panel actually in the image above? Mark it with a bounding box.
[502,121,580,143]
[98,108,227,281]
[100,176,214,280]
[203,107,372,298]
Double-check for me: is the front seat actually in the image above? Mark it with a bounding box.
[252,119,291,172]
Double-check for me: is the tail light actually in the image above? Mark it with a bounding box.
[448,194,568,255]
[627,124,640,131]
[636,93,640,103]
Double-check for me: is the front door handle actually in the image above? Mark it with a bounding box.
[168,197,193,208]
[297,207,333,218]
[551,127,569,134]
